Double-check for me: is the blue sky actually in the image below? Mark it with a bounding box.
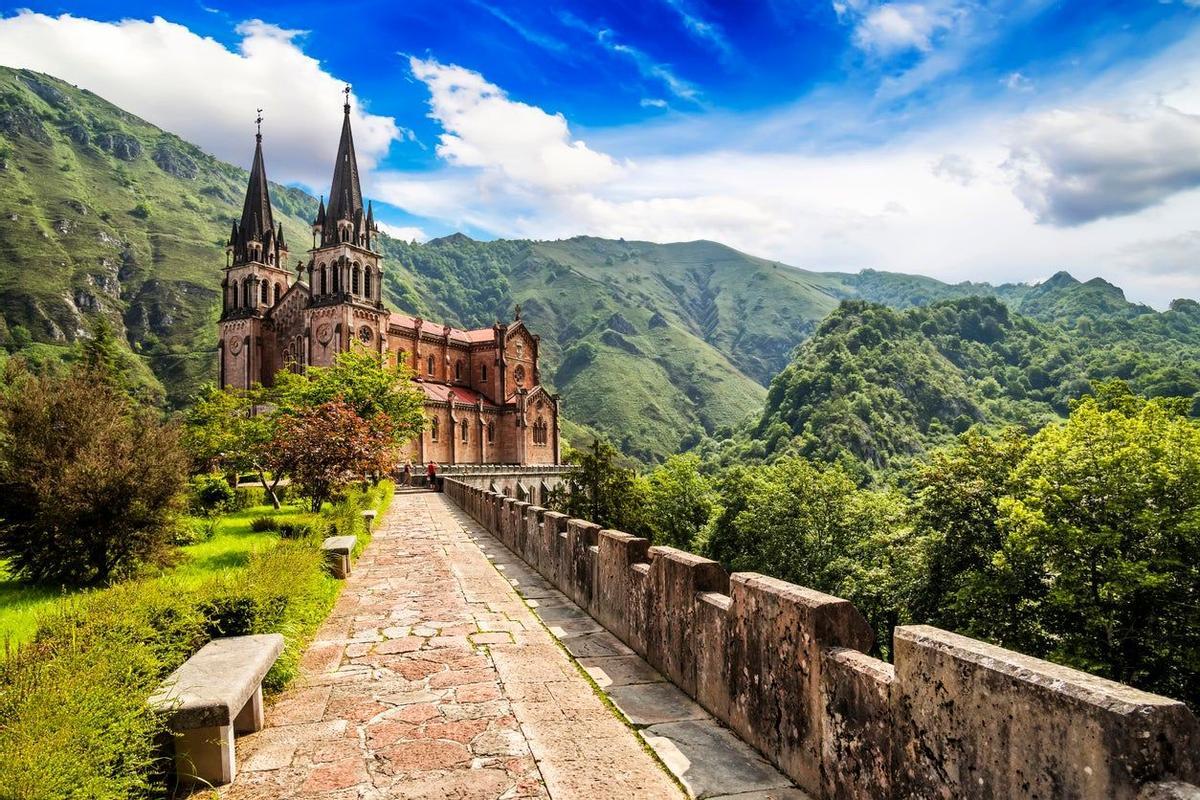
[2,1,1200,305]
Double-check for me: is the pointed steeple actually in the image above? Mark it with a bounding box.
[233,121,275,266]
[322,88,364,246]
[277,222,286,251]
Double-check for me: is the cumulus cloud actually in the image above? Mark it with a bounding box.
[0,11,398,192]
[376,222,429,242]
[854,3,949,53]
[408,57,625,191]
[1006,105,1200,226]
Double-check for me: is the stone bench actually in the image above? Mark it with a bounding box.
[322,534,356,578]
[149,634,284,787]
[361,509,377,530]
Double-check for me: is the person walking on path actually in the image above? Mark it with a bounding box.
[401,461,412,487]
[426,460,439,491]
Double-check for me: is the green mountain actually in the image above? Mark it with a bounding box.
[0,67,318,404]
[0,68,852,460]
[707,294,1200,477]
[3,66,1198,465]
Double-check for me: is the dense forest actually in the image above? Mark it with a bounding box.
[558,381,1200,707]
[696,295,1200,479]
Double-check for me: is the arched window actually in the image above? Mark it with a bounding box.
[431,417,439,442]
[274,282,282,304]
[352,264,360,295]
[319,265,327,294]
[243,278,252,307]
[426,355,435,376]
[364,267,372,299]
[481,364,488,382]
[460,419,469,443]
[455,360,462,381]
[261,280,268,304]
[487,421,495,443]
[514,364,526,387]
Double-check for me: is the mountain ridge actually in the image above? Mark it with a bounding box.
[2,66,1197,462]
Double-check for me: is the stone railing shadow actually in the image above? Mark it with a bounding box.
[443,478,1200,800]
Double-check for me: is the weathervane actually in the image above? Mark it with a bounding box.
[343,84,351,112]
[255,108,263,141]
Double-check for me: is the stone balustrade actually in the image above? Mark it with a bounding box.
[442,477,1200,800]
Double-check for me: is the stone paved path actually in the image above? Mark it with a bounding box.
[219,491,683,800]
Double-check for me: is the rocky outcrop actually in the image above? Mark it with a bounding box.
[153,142,198,179]
[0,103,50,144]
[95,131,142,161]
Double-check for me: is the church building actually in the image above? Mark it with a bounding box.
[216,97,560,466]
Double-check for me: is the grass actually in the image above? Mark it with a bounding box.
[0,501,306,648]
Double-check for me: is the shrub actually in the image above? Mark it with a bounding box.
[190,473,235,514]
[249,515,278,533]
[231,486,266,510]
[0,363,188,586]
[278,518,320,541]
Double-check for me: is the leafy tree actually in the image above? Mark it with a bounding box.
[996,391,1200,701]
[557,440,648,534]
[272,348,425,444]
[269,399,398,512]
[0,361,187,586]
[642,455,712,550]
[182,384,285,507]
[704,456,912,655]
[908,426,1035,642]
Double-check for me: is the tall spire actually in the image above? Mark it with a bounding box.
[233,114,275,266]
[320,86,364,246]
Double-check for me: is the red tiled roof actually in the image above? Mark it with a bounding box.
[388,313,496,345]
[419,382,499,409]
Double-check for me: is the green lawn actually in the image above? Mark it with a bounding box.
[0,501,309,648]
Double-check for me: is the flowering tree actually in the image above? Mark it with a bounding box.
[270,399,398,512]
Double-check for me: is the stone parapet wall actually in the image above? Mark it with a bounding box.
[443,478,1200,800]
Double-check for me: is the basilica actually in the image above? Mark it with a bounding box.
[216,98,560,466]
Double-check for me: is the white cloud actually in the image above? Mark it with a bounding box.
[408,57,625,191]
[0,11,399,193]
[376,222,429,242]
[854,3,949,53]
[380,48,1200,309]
[1006,105,1200,226]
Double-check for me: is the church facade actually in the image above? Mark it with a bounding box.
[216,100,560,466]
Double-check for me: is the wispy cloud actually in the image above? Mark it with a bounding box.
[557,11,703,105]
[661,0,736,63]
[470,1,569,55]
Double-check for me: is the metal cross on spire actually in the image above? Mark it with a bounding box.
[343,84,351,112]
[255,108,263,141]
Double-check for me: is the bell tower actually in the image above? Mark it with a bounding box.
[218,113,293,389]
[304,88,387,367]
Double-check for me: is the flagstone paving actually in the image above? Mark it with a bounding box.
[216,491,684,800]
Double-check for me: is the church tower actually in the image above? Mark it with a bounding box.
[218,117,293,389]
[303,90,386,367]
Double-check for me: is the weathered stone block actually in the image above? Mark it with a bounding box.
[725,573,874,796]
[695,591,732,721]
[566,519,601,611]
[595,530,650,643]
[540,511,569,587]
[821,647,894,800]
[892,625,1200,800]
[643,547,728,699]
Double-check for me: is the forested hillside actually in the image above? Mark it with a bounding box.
[4,66,1200,464]
[700,294,1200,476]
[0,67,318,405]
